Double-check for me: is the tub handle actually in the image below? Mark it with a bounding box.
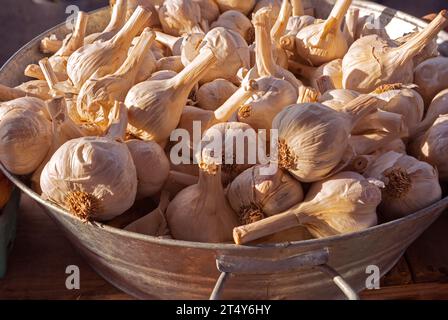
[209,248,359,300]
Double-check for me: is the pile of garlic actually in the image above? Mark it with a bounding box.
[1,0,447,245]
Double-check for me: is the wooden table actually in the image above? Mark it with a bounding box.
[0,194,447,300]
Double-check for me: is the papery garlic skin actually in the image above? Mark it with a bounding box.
[196,79,238,111]
[227,165,304,224]
[126,139,170,199]
[412,88,448,139]
[0,107,52,175]
[237,76,297,131]
[254,0,282,26]
[364,151,442,220]
[415,115,448,181]
[395,31,439,67]
[211,10,255,44]
[372,85,424,137]
[319,88,360,110]
[180,33,205,66]
[158,0,204,36]
[215,0,256,15]
[414,57,448,106]
[15,80,51,101]
[156,56,185,73]
[0,96,48,118]
[166,165,239,243]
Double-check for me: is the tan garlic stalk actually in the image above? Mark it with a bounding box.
[181,33,206,66]
[215,0,256,15]
[124,46,218,142]
[343,11,448,93]
[25,12,88,81]
[370,84,424,137]
[0,105,52,175]
[233,171,381,244]
[270,0,291,44]
[414,56,448,106]
[154,31,202,57]
[31,97,85,193]
[211,10,255,44]
[414,115,448,181]
[166,162,239,243]
[227,164,304,225]
[40,102,138,222]
[40,35,62,54]
[293,0,352,66]
[125,191,171,237]
[158,0,204,36]
[237,76,297,131]
[126,139,170,199]
[395,31,439,67]
[0,83,40,102]
[343,8,359,46]
[84,0,128,45]
[273,95,379,182]
[319,88,360,110]
[289,59,343,90]
[250,8,303,92]
[178,79,259,139]
[412,88,448,139]
[15,80,51,101]
[67,6,152,89]
[364,151,442,220]
[254,0,282,25]
[114,0,161,28]
[297,86,320,103]
[77,28,156,125]
[156,56,184,73]
[194,0,220,25]
[196,79,238,111]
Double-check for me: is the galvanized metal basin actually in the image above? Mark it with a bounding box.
[1,1,447,299]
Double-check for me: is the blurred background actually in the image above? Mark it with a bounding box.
[0,0,446,65]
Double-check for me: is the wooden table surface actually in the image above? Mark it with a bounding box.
[0,194,447,300]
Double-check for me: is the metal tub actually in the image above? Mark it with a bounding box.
[1,1,448,300]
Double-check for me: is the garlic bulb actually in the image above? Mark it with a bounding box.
[0,106,52,175]
[131,33,158,83]
[15,80,51,101]
[364,151,442,220]
[115,0,161,28]
[249,8,303,92]
[227,164,304,225]
[199,122,262,184]
[156,56,185,73]
[196,79,238,111]
[178,79,259,141]
[84,0,127,44]
[237,76,297,131]
[187,27,251,84]
[293,0,352,66]
[289,59,343,90]
[319,88,359,110]
[126,139,170,199]
[412,115,448,181]
[194,0,220,25]
[414,56,448,106]
[273,95,379,182]
[343,11,448,93]
[371,84,424,137]
[0,83,40,102]
[77,28,156,125]
[67,6,152,89]
[125,47,218,142]
[269,0,291,68]
[395,31,439,67]
[158,0,204,36]
[211,10,254,44]
[233,171,381,244]
[166,163,239,243]
[180,33,206,66]
[412,88,448,139]
[286,0,316,36]
[31,97,85,193]
[40,102,137,222]
[215,0,256,15]
[125,191,171,237]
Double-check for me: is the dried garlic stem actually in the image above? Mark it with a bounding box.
[271,0,292,44]
[40,37,62,54]
[297,86,319,103]
[319,0,352,42]
[39,58,59,90]
[291,0,305,16]
[56,11,89,57]
[0,84,36,101]
[341,94,379,127]
[343,8,359,45]
[106,101,128,141]
[155,31,183,53]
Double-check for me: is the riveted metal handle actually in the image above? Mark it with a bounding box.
[210,248,359,300]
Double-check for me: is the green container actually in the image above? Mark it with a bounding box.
[0,189,20,278]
